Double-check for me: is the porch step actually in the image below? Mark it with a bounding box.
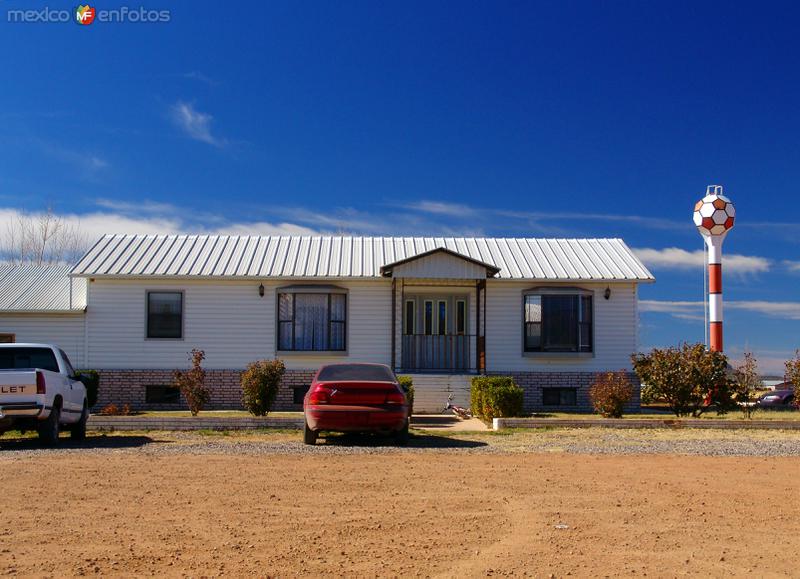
[405,374,473,413]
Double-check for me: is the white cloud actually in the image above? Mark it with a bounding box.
[32,139,109,179]
[180,71,217,85]
[784,260,800,273]
[633,247,771,275]
[403,200,686,231]
[640,299,800,320]
[273,206,486,237]
[401,201,478,218]
[0,206,318,257]
[170,101,224,146]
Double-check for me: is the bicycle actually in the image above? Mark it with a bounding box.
[443,394,472,419]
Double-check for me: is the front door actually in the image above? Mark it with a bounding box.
[402,295,470,371]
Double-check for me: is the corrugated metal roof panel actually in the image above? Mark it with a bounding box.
[0,265,86,312]
[70,235,655,282]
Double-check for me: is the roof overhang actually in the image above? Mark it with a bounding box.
[379,247,501,278]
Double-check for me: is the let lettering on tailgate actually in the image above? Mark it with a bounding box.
[0,385,36,395]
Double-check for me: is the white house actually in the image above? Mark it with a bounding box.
[1,235,655,412]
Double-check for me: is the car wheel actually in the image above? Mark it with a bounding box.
[38,404,60,446]
[71,400,88,441]
[303,420,318,445]
[395,419,409,446]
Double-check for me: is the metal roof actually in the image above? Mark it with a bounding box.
[0,264,87,312]
[70,235,655,282]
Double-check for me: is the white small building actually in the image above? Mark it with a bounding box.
[0,264,87,366]
[2,235,655,412]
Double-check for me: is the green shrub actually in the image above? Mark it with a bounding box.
[471,376,524,422]
[241,359,286,416]
[77,369,100,408]
[632,343,731,417]
[732,351,762,419]
[640,382,659,405]
[589,371,633,418]
[173,349,210,416]
[785,350,800,409]
[397,375,414,415]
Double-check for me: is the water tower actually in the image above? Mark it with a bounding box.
[692,185,735,352]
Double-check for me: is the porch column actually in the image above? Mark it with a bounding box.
[477,279,486,373]
[391,278,396,371]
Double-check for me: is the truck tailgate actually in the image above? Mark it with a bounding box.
[0,371,38,399]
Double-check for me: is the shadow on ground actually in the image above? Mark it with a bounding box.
[319,431,488,449]
[0,434,161,452]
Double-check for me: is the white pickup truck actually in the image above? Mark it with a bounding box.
[0,344,88,444]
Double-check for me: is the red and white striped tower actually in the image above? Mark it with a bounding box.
[692,185,735,352]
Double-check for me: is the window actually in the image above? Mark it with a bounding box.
[423,300,433,335]
[0,347,59,372]
[278,290,346,351]
[456,300,466,334]
[145,385,180,404]
[437,300,447,335]
[0,334,15,343]
[59,349,76,377]
[524,291,592,353]
[317,364,397,382]
[404,300,415,335]
[293,386,309,404]
[147,291,183,339]
[543,387,577,406]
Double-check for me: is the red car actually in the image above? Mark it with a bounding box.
[303,363,410,445]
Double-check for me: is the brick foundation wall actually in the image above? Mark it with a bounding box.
[495,371,641,413]
[95,369,315,412]
[95,368,640,414]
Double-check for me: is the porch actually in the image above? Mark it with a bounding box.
[382,246,498,375]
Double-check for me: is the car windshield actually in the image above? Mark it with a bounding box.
[317,364,396,382]
[0,347,59,372]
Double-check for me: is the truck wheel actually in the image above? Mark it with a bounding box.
[38,405,60,446]
[303,421,317,445]
[71,401,88,441]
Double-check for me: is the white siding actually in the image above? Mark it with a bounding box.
[392,252,489,279]
[484,281,638,372]
[86,279,392,370]
[0,314,86,367]
[84,278,639,373]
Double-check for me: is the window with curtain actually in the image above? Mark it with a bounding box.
[278,291,347,351]
[524,291,592,353]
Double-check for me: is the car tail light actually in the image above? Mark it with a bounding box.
[36,371,46,394]
[385,391,405,405]
[308,387,329,405]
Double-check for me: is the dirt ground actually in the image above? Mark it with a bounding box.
[1,431,797,577]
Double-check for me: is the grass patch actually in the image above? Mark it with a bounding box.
[529,410,800,421]
[117,410,304,418]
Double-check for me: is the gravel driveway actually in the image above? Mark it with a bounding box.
[1,427,799,458]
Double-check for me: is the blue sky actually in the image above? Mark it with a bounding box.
[1,1,798,373]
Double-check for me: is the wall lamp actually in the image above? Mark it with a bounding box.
[258,283,265,297]
[604,287,611,300]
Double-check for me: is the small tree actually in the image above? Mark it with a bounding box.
[785,350,800,409]
[589,371,634,418]
[632,343,731,417]
[2,206,88,265]
[241,359,285,416]
[173,349,210,416]
[732,351,762,419]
